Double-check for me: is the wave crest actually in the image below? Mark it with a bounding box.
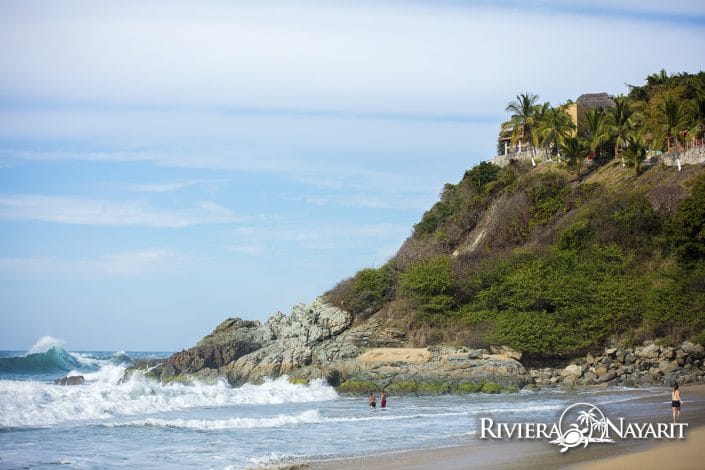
[0,375,338,427]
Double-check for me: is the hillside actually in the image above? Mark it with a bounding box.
[321,70,705,359]
[324,160,705,359]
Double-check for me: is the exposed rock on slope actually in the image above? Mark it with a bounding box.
[138,297,531,391]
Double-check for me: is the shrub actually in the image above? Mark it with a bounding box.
[400,256,453,299]
[526,173,569,230]
[464,161,502,193]
[558,219,593,251]
[325,264,397,317]
[669,174,705,263]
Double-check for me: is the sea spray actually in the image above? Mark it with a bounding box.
[28,336,65,354]
[0,372,338,427]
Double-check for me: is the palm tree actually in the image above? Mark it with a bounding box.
[624,134,647,175]
[657,95,692,150]
[651,94,693,171]
[606,96,636,167]
[560,136,585,176]
[503,93,540,166]
[581,108,609,160]
[536,105,575,162]
[689,93,705,141]
[646,69,669,86]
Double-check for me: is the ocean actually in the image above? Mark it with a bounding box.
[0,337,673,469]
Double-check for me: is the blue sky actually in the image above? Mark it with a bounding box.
[1,0,704,351]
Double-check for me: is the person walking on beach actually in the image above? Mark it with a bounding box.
[380,390,387,409]
[368,392,376,410]
[671,383,683,422]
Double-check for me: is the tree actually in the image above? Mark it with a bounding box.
[623,134,647,175]
[651,94,693,171]
[536,105,575,162]
[581,108,609,161]
[646,69,669,86]
[606,96,637,167]
[560,136,585,176]
[669,175,705,262]
[503,93,540,166]
[689,93,705,141]
[657,95,692,149]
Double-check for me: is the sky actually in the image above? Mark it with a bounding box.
[1,0,704,351]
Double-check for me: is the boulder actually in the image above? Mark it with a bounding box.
[561,364,583,379]
[489,345,522,361]
[467,348,489,359]
[681,341,704,359]
[598,371,617,383]
[659,360,678,374]
[637,343,660,359]
[54,375,84,385]
[660,347,675,361]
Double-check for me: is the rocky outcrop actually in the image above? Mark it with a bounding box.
[333,346,532,393]
[142,298,354,384]
[54,375,84,385]
[133,297,532,392]
[529,341,705,387]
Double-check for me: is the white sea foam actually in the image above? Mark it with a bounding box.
[0,372,337,427]
[28,336,65,354]
[107,409,323,430]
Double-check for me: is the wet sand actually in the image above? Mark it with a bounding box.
[306,384,705,470]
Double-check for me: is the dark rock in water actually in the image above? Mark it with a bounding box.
[54,375,84,385]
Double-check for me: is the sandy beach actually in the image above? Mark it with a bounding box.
[306,384,705,470]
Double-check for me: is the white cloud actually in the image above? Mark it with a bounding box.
[229,222,410,253]
[1,1,702,117]
[0,194,240,227]
[0,248,177,279]
[122,179,225,193]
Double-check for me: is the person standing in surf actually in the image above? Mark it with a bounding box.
[380,390,387,409]
[368,392,376,410]
[672,383,683,422]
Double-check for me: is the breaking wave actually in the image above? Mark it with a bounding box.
[0,337,134,377]
[0,374,338,428]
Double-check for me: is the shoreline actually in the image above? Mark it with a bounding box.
[303,383,705,470]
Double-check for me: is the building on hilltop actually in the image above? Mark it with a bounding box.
[493,92,616,166]
[567,93,616,135]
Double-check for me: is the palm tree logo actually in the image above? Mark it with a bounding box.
[550,403,614,453]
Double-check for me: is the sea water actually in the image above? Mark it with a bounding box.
[0,337,671,469]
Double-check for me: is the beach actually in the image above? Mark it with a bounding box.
[308,384,705,470]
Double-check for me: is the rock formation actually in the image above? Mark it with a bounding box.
[133,297,531,392]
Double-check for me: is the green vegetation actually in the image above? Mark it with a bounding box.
[342,380,513,395]
[325,71,705,359]
[335,381,378,394]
